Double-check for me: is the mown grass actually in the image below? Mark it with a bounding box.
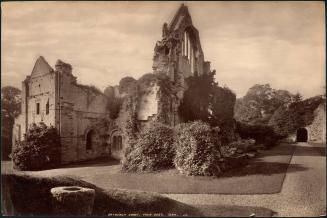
[2,173,200,216]
[2,173,274,216]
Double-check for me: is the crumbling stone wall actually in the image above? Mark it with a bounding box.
[307,103,326,142]
[56,60,110,163]
[14,57,111,164]
[13,56,57,147]
[150,4,213,128]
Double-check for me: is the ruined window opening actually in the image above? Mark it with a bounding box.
[113,136,117,150]
[17,125,21,142]
[118,136,122,150]
[36,103,40,115]
[165,47,170,55]
[46,99,49,115]
[86,130,96,150]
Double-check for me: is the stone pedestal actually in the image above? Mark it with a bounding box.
[50,186,95,216]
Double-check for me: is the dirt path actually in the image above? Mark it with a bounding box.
[164,142,326,216]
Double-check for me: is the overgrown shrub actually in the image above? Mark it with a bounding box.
[12,122,61,170]
[119,76,137,93]
[236,122,280,148]
[107,96,123,119]
[122,122,175,172]
[173,121,223,176]
[220,139,255,157]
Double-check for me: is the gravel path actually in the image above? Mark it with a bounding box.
[164,142,326,216]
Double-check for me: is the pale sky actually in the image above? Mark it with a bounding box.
[1,1,325,98]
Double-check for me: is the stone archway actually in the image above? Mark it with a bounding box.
[110,130,123,160]
[86,129,97,150]
[296,128,308,142]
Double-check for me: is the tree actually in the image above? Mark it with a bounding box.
[1,86,21,159]
[293,92,303,103]
[178,71,217,123]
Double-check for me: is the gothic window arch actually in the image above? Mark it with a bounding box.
[182,27,197,75]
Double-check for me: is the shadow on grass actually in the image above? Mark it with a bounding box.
[60,158,120,169]
[220,161,307,178]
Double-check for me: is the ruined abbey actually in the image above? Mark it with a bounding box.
[13,4,214,163]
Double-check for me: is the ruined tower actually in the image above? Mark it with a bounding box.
[152,4,211,81]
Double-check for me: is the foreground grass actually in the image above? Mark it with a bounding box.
[5,143,298,195]
[2,173,274,216]
[2,173,200,216]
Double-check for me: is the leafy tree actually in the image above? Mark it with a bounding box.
[178,71,217,123]
[178,71,236,131]
[1,86,21,159]
[293,92,303,103]
[119,76,137,93]
[234,84,295,125]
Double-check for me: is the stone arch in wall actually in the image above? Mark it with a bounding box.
[110,129,123,160]
[86,129,97,150]
[296,127,308,142]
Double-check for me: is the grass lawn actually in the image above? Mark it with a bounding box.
[2,173,274,216]
[2,143,300,194]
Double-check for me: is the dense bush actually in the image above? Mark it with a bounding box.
[236,122,280,148]
[119,76,137,93]
[173,121,223,176]
[220,139,256,157]
[122,123,175,172]
[12,122,61,170]
[178,71,237,144]
[178,71,216,123]
[106,96,123,119]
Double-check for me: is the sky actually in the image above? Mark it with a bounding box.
[1,1,325,98]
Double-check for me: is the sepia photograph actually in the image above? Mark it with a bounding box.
[1,1,325,216]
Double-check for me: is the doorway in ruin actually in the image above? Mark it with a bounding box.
[296,128,308,142]
[86,129,97,150]
[110,130,123,160]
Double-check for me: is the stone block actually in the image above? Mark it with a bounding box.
[50,186,95,216]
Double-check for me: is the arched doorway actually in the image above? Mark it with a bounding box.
[86,130,97,150]
[296,128,308,142]
[110,130,123,160]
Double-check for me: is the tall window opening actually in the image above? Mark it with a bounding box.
[36,103,40,115]
[46,99,49,115]
[118,136,122,150]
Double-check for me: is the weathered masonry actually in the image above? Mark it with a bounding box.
[13,4,213,163]
[13,57,110,163]
[153,4,211,80]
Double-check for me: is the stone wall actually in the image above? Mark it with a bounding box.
[307,103,326,142]
[13,56,56,145]
[56,60,110,163]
